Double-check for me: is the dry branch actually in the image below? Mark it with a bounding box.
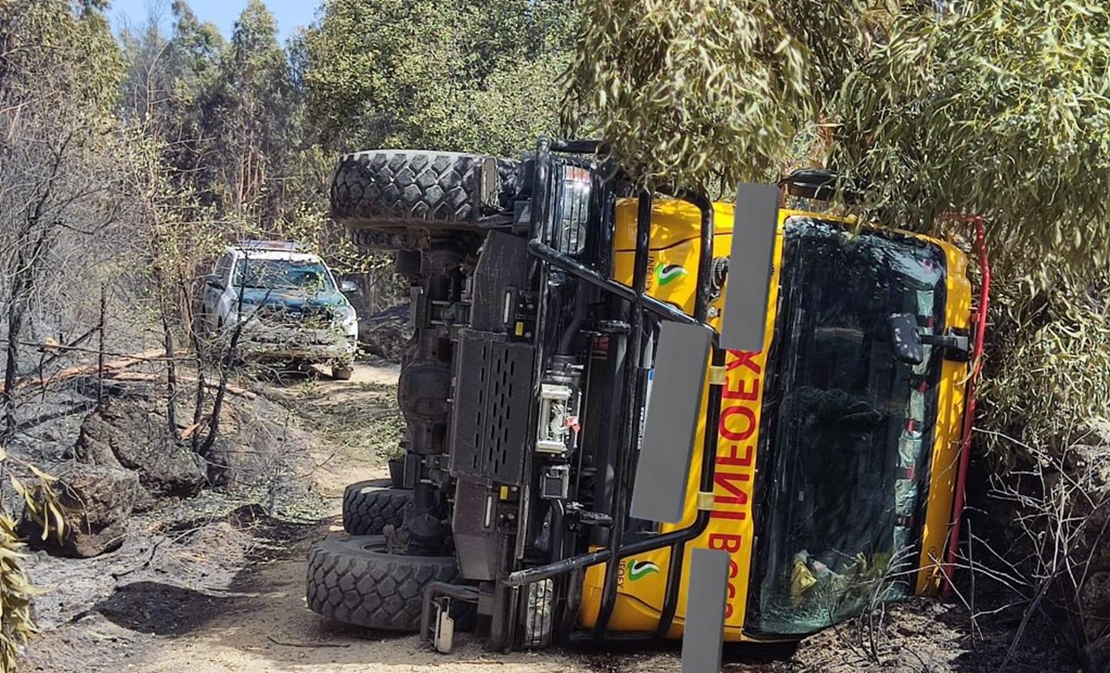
[0,349,164,394]
[266,636,351,649]
[107,372,257,400]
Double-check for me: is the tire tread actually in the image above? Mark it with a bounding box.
[341,484,412,536]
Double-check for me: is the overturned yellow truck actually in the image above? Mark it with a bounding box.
[307,138,987,650]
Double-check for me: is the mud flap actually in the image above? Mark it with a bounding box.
[433,597,456,654]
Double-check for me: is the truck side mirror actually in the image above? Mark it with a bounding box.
[339,280,358,294]
[887,313,924,365]
[206,275,224,290]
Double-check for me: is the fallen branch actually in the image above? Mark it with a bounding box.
[6,338,194,363]
[107,372,258,400]
[0,349,165,394]
[179,419,206,440]
[266,636,351,649]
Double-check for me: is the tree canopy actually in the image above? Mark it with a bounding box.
[563,0,1110,284]
[299,0,577,157]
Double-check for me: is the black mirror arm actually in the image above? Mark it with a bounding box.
[919,332,967,350]
[920,330,971,362]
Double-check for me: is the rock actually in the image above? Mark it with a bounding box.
[129,483,158,514]
[73,410,123,469]
[73,398,206,498]
[359,304,411,361]
[19,464,141,559]
[202,436,249,491]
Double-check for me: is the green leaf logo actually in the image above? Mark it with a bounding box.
[656,263,688,287]
[628,560,660,581]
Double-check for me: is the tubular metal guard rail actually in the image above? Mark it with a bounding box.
[505,137,728,642]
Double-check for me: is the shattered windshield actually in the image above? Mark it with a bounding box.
[233,258,334,293]
[748,217,947,635]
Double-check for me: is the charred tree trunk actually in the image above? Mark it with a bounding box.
[161,306,178,436]
[2,227,50,439]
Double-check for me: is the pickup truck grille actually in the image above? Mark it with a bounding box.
[255,304,334,326]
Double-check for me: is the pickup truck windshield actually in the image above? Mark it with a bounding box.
[748,217,948,636]
[233,258,335,292]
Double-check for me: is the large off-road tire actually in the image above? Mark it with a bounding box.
[329,151,520,235]
[342,483,412,536]
[305,535,472,632]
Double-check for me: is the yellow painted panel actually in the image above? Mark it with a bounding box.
[916,241,973,594]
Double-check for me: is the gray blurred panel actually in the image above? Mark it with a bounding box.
[681,548,730,673]
[629,321,711,524]
[721,183,779,353]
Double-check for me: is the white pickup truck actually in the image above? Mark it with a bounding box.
[197,241,359,380]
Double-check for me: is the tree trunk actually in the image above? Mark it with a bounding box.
[2,228,49,439]
[161,307,178,438]
[3,299,23,439]
[196,315,247,458]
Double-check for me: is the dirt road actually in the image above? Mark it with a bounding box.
[120,531,676,673]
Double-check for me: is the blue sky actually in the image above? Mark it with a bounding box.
[108,0,320,45]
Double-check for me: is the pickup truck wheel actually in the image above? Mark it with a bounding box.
[342,483,412,536]
[330,150,520,235]
[305,535,475,633]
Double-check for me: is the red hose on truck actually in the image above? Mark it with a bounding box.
[941,215,990,598]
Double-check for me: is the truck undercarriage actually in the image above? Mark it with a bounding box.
[385,139,711,650]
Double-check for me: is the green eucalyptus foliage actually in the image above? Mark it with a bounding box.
[565,0,1110,284]
[300,0,576,157]
[822,1,1110,465]
[561,0,811,192]
[828,1,1110,285]
[565,0,1110,465]
[0,0,125,114]
[560,0,892,193]
[977,274,1110,468]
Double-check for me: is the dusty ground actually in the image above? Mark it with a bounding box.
[10,359,1079,673]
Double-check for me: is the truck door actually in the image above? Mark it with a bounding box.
[204,253,233,330]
